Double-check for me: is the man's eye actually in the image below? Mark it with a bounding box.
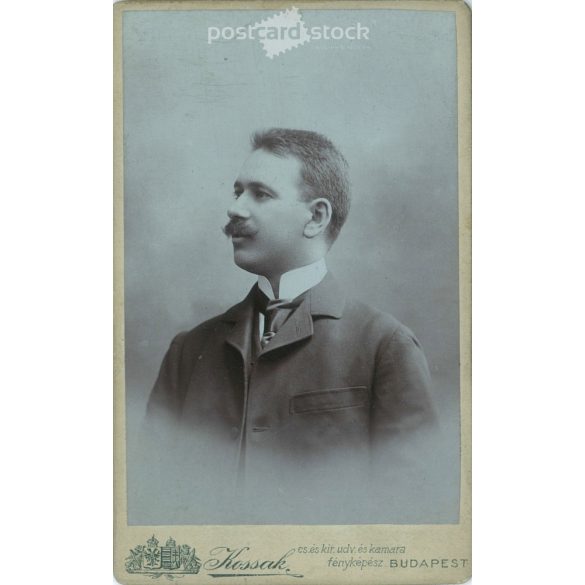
[233,191,242,199]
[256,191,271,199]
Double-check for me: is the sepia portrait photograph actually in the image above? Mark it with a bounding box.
[8,0,585,584]
[114,1,471,582]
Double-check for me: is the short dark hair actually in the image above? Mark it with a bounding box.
[251,128,350,243]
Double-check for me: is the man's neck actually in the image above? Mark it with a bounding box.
[258,258,328,300]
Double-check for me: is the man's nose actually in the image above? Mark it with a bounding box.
[227,194,252,220]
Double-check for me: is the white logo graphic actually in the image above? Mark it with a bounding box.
[253,7,310,59]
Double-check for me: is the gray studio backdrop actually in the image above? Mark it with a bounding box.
[123,8,459,524]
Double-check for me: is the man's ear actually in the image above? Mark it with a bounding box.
[303,198,332,238]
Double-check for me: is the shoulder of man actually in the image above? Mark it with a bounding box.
[146,295,251,420]
[342,295,422,349]
[167,293,250,354]
[170,313,227,349]
[340,296,437,442]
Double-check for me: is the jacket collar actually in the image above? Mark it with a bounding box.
[307,271,345,319]
[221,272,345,358]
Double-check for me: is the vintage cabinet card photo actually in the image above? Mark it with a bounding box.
[114,1,471,583]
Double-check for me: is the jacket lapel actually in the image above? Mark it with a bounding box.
[221,273,346,359]
[259,272,346,357]
[222,287,256,361]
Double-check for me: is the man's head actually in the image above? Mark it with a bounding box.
[224,128,350,278]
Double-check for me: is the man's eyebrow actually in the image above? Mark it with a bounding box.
[250,181,277,195]
[234,180,278,196]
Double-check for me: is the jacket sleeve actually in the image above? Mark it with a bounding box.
[370,324,437,455]
[146,331,189,425]
[368,324,454,521]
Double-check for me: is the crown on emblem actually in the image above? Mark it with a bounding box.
[147,535,159,548]
[165,537,176,548]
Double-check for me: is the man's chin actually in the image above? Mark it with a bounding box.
[232,248,261,275]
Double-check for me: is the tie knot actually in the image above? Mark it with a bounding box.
[254,287,304,315]
[265,298,296,314]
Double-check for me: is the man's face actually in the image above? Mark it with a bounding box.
[225,149,313,277]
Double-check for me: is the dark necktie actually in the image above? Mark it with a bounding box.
[255,288,307,348]
[261,299,297,347]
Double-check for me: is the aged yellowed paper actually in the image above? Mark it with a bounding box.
[114,1,471,583]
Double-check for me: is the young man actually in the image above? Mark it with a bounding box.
[146,128,436,522]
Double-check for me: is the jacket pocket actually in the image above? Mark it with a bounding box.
[290,386,369,415]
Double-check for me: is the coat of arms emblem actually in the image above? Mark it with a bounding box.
[125,535,201,579]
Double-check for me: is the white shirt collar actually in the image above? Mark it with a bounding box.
[257,258,328,300]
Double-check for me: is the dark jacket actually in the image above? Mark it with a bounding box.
[147,273,436,495]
